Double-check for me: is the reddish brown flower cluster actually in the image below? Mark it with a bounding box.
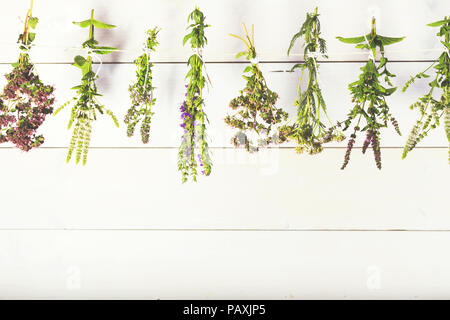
[0,59,55,151]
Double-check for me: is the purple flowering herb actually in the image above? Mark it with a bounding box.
[0,4,55,152]
[125,28,159,144]
[225,24,289,153]
[337,17,403,169]
[178,7,212,183]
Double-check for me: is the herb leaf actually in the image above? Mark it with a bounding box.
[124,27,160,144]
[178,7,212,183]
[403,16,450,163]
[338,17,404,169]
[57,9,118,165]
[281,7,344,155]
[225,23,289,153]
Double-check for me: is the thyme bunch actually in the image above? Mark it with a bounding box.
[124,27,159,144]
[281,7,344,155]
[337,17,404,169]
[178,7,212,183]
[225,24,289,153]
[402,17,450,163]
[55,10,119,165]
[0,0,55,151]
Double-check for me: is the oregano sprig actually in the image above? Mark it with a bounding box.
[281,7,344,155]
[54,9,119,165]
[124,27,159,143]
[402,17,450,163]
[0,0,55,151]
[337,17,404,169]
[225,24,289,153]
[178,7,212,183]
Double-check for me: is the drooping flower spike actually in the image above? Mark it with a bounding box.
[402,17,450,164]
[54,9,119,165]
[125,27,160,144]
[337,17,404,169]
[178,7,212,183]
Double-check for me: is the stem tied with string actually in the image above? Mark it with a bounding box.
[178,7,212,183]
[402,17,450,164]
[225,23,289,153]
[54,9,118,165]
[0,0,55,151]
[280,7,345,155]
[125,27,160,144]
[337,17,404,170]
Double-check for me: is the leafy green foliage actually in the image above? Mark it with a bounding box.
[225,24,289,152]
[402,16,450,163]
[337,17,404,170]
[55,10,118,165]
[178,7,212,183]
[280,7,344,155]
[124,28,159,143]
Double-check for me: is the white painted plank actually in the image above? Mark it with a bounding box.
[0,0,447,63]
[1,230,450,299]
[0,62,447,148]
[0,148,447,230]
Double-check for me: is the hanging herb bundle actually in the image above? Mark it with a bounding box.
[0,0,55,151]
[178,7,212,183]
[124,27,159,144]
[55,9,118,165]
[337,17,404,169]
[225,24,289,153]
[280,7,344,155]
[402,17,450,163]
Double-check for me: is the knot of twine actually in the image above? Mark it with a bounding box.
[364,35,376,61]
[80,47,103,78]
[308,51,324,88]
[17,42,36,75]
[18,43,33,53]
[192,47,212,87]
[250,54,259,65]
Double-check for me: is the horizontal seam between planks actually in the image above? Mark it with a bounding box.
[0,60,438,65]
[0,228,449,232]
[0,146,446,150]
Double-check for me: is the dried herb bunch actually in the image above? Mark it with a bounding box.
[337,17,404,169]
[124,27,159,143]
[0,0,55,151]
[281,7,344,155]
[55,9,118,165]
[225,24,288,153]
[178,7,212,183]
[402,17,450,163]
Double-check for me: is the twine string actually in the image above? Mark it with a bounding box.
[364,35,376,61]
[308,51,324,88]
[79,47,103,78]
[194,47,212,88]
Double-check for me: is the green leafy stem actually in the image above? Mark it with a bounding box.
[54,9,118,165]
[402,17,450,164]
[281,7,345,155]
[337,17,404,170]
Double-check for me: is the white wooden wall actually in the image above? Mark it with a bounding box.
[0,0,449,299]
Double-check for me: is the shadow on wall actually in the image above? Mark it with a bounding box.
[94,5,125,92]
